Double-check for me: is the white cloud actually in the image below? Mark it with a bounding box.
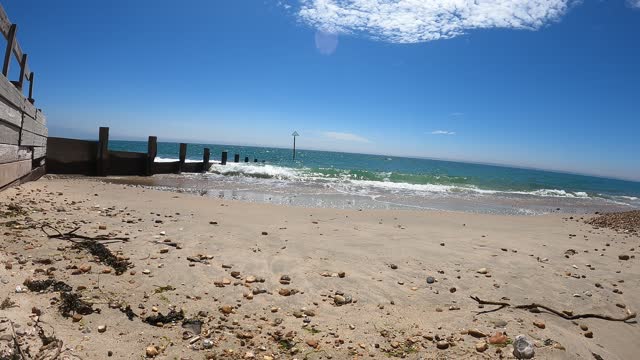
[430,130,456,135]
[295,0,577,43]
[628,0,640,8]
[323,131,371,142]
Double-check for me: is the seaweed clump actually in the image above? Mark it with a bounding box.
[24,278,73,293]
[59,292,97,317]
[71,241,131,275]
[144,309,184,326]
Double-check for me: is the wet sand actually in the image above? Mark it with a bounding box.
[0,176,638,359]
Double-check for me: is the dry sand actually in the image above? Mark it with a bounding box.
[0,176,638,359]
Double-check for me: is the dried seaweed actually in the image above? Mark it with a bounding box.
[144,309,184,326]
[23,279,72,293]
[59,292,97,317]
[71,241,130,275]
[120,305,138,321]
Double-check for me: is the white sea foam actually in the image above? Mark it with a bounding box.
[155,157,213,164]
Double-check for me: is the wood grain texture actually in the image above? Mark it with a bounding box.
[0,143,30,164]
[0,72,35,117]
[0,6,32,81]
[0,158,31,188]
[32,145,46,159]
[22,113,47,136]
[0,96,21,127]
[35,108,46,125]
[0,120,19,145]
[19,128,46,146]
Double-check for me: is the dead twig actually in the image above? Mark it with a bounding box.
[470,296,636,322]
[41,225,129,242]
[10,321,26,360]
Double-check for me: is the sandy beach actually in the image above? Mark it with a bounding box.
[0,176,638,359]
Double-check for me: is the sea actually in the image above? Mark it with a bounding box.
[107,140,640,215]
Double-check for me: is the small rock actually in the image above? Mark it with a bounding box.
[389,264,398,270]
[475,341,488,352]
[72,314,83,322]
[477,268,488,274]
[220,305,234,314]
[79,263,92,273]
[142,269,151,275]
[426,276,435,284]
[306,339,319,348]
[98,325,107,333]
[513,334,535,359]
[584,331,593,338]
[618,254,630,261]
[533,320,545,329]
[246,276,256,283]
[488,332,508,345]
[338,271,346,278]
[467,329,487,338]
[436,340,449,349]
[146,345,159,357]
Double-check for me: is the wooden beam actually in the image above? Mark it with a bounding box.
[0,120,19,145]
[32,146,45,160]
[146,136,157,176]
[0,144,30,164]
[2,23,16,77]
[0,159,31,188]
[0,71,36,118]
[177,143,187,173]
[234,153,240,163]
[19,129,46,146]
[0,96,21,127]
[96,127,109,176]
[27,71,34,103]
[21,113,47,137]
[0,6,32,82]
[202,148,210,172]
[245,156,249,163]
[11,53,27,90]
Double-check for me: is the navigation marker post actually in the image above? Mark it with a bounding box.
[292,131,299,160]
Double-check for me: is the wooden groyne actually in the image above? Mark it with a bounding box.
[47,127,265,177]
[0,4,47,190]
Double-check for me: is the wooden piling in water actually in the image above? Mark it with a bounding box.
[146,136,157,176]
[245,156,249,163]
[254,158,258,163]
[234,154,240,162]
[203,148,210,171]
[96,127,109,176]
[221,151,228,165]
[177,143,187,173]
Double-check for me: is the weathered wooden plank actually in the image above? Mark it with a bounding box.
[32,146,45,160]
[35,108,46,125]
[0,159,31,188]
[0,143,30,164]
[0,164,44,192]
[0,71,35,117]
[22,113,47,136]
[0,120,19,145]
[96,127,109,176]
[19,128,46,146]
[0,94,20,127]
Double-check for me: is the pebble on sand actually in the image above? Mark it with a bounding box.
[145,345,159,358]
[475,341,488,352]
[533,320,546,329]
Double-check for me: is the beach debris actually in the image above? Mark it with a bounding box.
[477,268,488,274]
[618,254,630,261]
[182,319,203,335]
[513,335,535,359]
[120,304,138,320]
[436,340,449,349]
[426,276,435,284]
[59,291,97,317]
[279,275,291,285]
[0,297,17,309]
[470,296,637,322]
[467,329,487,338]
[533,320,546,329]
[144,309,184,326]
[389,263,398,270]
[23,278,72,293]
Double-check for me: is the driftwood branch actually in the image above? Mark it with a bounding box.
[41,225,129,242]
[470,296,636,322]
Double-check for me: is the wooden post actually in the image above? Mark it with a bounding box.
[244,156,249,163]
[177,143,187,173]
[221,151,228,165]
[203,148,210,172]
[96,127,109,176]
[234,154,240,163]
[146,136,157,176]
[2,24,16,77]
[254,158,258,163]
[27,72,34,104]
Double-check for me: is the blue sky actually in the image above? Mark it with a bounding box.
[4,0,640,180]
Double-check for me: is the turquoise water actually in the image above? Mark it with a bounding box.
[108,140,640,213]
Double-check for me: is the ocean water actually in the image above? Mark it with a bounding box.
[107,140,640,215]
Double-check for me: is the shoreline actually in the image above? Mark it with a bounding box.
[1,177,638,359]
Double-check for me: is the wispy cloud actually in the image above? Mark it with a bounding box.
[628,0,640,8]
[293,0,577,43]
[323,131,371,143]
[430,130,456,135]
